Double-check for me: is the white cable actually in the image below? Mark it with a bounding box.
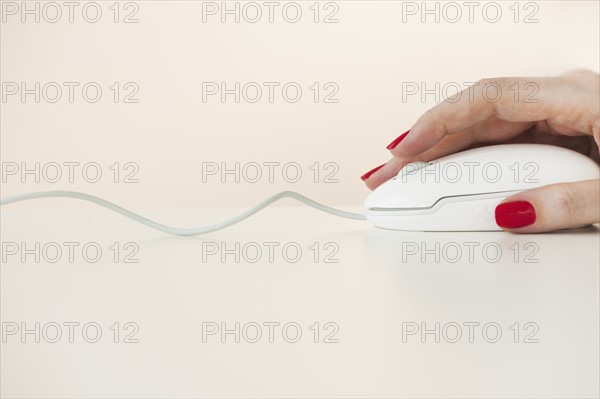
[0,191,366,236]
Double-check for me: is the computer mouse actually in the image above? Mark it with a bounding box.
[364,143,600,231]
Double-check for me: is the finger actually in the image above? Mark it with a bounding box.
[391,74,599,158]
[362,156,405,190]
[364,118,532,190]
[494,179,600,233]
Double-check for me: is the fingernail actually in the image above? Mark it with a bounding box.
[361,163,385,181]
[495,201,536,229]
[386,130,410,150]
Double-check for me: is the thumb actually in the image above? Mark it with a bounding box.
[494,180,600,233]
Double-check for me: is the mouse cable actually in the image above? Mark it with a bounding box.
[0,190,366,236]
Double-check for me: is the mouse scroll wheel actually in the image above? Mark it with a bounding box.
[393,162,432,179]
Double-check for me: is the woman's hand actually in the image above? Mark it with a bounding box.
[361,70,600,233]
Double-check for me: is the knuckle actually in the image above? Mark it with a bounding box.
[561,69,599,81]
[552,184,583,220]
[422,106,446,133]
[476,77,508,89]
[474,77,510,113]
[561,70,600,92]
[423,106,438,120]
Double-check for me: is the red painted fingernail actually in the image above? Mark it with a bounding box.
[386,130,410,150]
[495,201,536,229]
[361,163,385,181]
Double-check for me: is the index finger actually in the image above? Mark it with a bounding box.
[390,75,583,157]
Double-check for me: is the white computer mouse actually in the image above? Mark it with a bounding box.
[364,143,600,231]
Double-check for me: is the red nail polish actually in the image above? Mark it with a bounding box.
[495,201,536,229]
[386,130,410,150]
[361,163,385,181]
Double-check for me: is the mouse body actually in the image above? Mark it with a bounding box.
[364,144,600,231]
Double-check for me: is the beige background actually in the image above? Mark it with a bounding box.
[1,0,599,209]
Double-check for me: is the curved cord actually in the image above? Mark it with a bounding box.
[0,191,366,236]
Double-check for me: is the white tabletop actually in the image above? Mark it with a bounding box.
[1,206,598,398]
